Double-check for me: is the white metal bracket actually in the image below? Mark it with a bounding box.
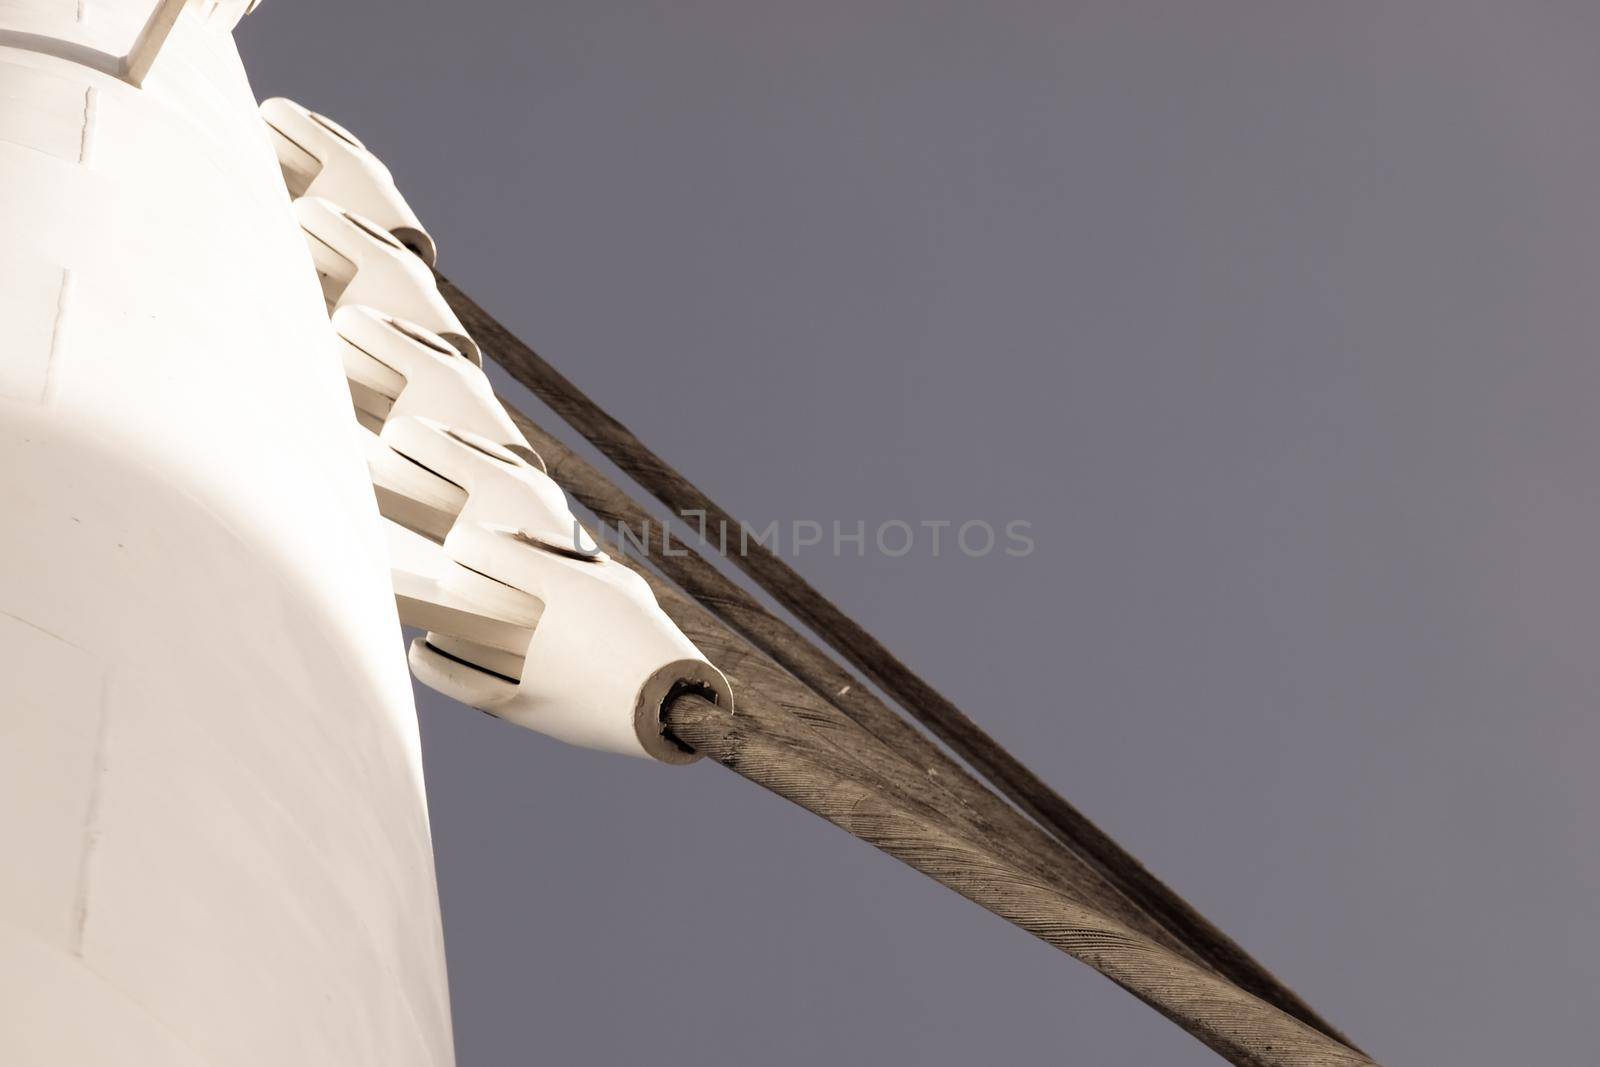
[271,103,732,762]
[373,415,730,763]
[294,197,480,365]
[334,305,527,449]
[263,97,437,265]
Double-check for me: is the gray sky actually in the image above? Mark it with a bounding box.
[240,3,1597,1063]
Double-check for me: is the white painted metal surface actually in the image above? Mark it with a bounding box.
[0,3,454,1064]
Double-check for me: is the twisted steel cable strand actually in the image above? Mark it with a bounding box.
[484,391,1375,1064]
[445,273,1353,1047]
[501,403,1213,963]
[662,691,1376,1067]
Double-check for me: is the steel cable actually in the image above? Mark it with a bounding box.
[663,691,1376,1067]
[444,273,1354,1047]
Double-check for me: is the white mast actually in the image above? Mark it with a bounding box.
[0,3,453,1063]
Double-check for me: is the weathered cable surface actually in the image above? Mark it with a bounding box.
[488,388,1373,1063]
[664,693,1376,1067]
[585,507,1193,961]
[500,402,1210,965]
[587,512,1373,1064]
[445,274,1351,1046]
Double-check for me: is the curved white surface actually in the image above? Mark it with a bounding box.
[0,4,454,1064]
